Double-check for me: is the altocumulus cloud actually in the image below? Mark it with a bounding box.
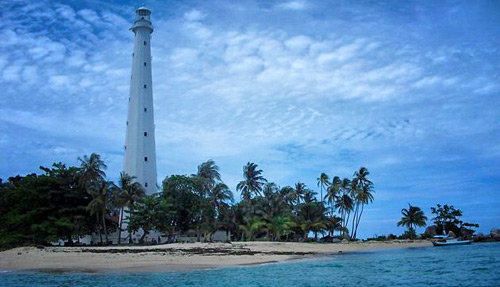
[0,0,499,238]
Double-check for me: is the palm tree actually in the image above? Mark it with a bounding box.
[236,162,267,202]
[197,159,222,194]
[335,192,353,237]
[209,183,233,217]
[324,176,341,216]
[280,186,296,207]
[353,167,372,190]
[78,153,107,187]
[269,215,295,241]
[325,215,342,237]
[397,204,427,239]
[336,178,352,236]
[303,190,317,204]
[350,167,373,240]
[239,217,266,241]
[87,181,112,244]
[351,184,374,240]
[78,153,108,243]
[262,182,278,199]
[294,182,307,206]
[111,172,146,244]
[317,173,330,204]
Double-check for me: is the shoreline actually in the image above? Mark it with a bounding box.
[0,240,432,273]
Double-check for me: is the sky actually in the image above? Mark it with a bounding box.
[0,0,499,239]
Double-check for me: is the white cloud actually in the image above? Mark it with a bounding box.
[78,9,100,24]
[1,0,499,237]
[277,0,310,11]
[55,4,76,20]
[2,65,22,82]
[184,9,206,22]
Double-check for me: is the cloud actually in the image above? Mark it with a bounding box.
[277,0,310,11]
[184,9,206,22]
[0,0,499,238]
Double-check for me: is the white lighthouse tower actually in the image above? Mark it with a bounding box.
[123,6,157,194]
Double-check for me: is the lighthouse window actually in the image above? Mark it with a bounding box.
[144,62,147,66]
[124,145,126,150]
[144,84,147,88]
[144,41,147,45]
[144,132,147,136]
[145,182,148,187]
[144,107,147,112]
[126,121,128,125]
[144,157,148,161]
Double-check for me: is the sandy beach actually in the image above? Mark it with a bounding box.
[0,240,432,273]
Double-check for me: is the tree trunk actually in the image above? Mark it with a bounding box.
[118,207,124,245]
[351,203,359,240]
[320,186,323,205]
[97,214,103,244]
[102,210,109,245]
[344,211,351,237]
[353,204,365,240]
[140,230,149,243]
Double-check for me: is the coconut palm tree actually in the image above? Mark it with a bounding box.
[294,182,307,206]
[325,215,342,237]
[197,159,222,194]
[78,153,107,187]
[353,167,372,190]
[317,173,330,204]
[324,176,341,216]
[239,217,266,241]
[78,153,108,243]
[236,162,267,202]
[209,183,233,217]
[262,182,278,199]
[335,192,353,237]
[336,178,352,236]
[303,190,317,204]
[280,186,296,207]
[351,184,374,240]
[87,181,112,244]
[397,204,427,239]
[111,172,146,244]
[350,167,373,240]
[269,215,295,241]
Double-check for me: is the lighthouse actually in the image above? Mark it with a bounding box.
[123,7,157,194]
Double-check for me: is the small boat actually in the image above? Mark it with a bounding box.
[431,235,472,246]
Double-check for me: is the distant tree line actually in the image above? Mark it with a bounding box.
[393,203,479,240]
[0,153,376,249]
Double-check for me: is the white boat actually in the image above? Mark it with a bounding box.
[432,235,472,246]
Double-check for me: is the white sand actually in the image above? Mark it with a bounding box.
[0,240,432,272]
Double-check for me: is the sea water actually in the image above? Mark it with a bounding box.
[1,242,499,287]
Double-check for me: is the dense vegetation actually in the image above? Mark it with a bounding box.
[393,203,479,240]
[0,153,376,249]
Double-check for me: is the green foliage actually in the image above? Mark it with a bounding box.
[236,162,267,202]
[0,156,377,248]
[397,204,427,239]
[127,196,173,242]
[431,204,479,236]
[0,164,92,249]
[161,175,205,233]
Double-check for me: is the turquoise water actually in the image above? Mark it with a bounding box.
[1,242,499,287]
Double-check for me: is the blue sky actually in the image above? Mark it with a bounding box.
[0,0,499,238]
